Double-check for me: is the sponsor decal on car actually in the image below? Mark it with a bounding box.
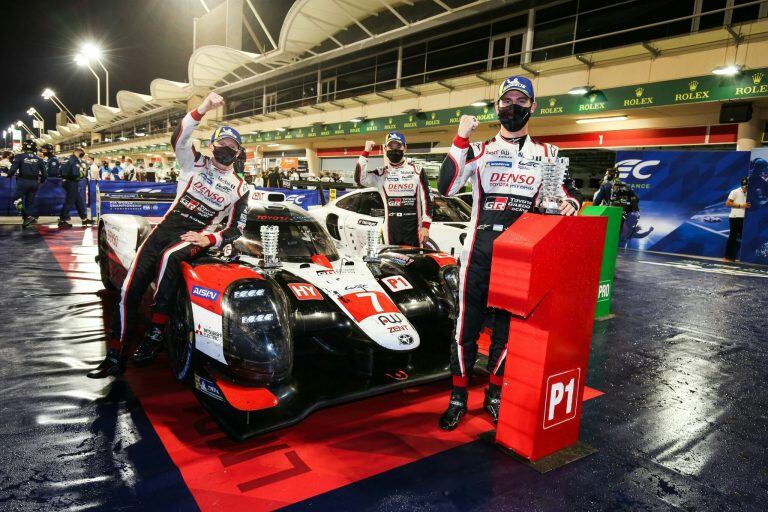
[398,333,415,345]
[191,285,220,301]
[288,282,323,300]
[195,323,222,342]
[194,375,225,402]
[358,219,379,226]
[382,275,413,292]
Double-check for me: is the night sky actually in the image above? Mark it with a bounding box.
[1,0,292,136]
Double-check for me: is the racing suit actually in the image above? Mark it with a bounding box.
[354,153,433,246]
[45,155,61,178]
[110,108,250,352]
[438,133,582,385]
[59,155,88,221]
[9,152,46,220]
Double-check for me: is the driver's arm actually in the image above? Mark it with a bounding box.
[417,166,433,229]
[206,189,250,248]
[438,137,482,196]
[354,152,384,188]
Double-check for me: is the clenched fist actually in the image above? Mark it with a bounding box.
[364,140,376,153]
[198,92,225,115]
[457,115,479,138]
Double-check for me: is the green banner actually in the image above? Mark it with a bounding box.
[581,205,623,319]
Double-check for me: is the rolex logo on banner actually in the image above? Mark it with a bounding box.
[736,72,768,96]
[675,80,709,102]
[539,97,563,115]
[624,87,653,106]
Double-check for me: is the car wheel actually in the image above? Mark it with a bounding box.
[97,226,118,291]
[167,287,196,383]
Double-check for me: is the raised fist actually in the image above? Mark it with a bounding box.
[199,92,225,115]
[457,115,479,138]
[364,140,376,153]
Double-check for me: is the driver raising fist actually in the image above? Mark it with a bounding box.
[355,132,433,248]
[88,92,250,379]
[437,76,583,430]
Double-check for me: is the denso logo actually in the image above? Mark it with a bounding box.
[490,172,536,185]
[193,181,225,203]
[615,159,660,180]
[191,285,219,301]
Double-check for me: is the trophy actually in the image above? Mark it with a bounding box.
[260,225,281,268]
[538,156,570,215]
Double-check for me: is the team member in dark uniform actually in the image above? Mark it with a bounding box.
[41,143,60,178]
[437,76,583,430]
[88,92,250,378]
[355,132,433,247]
[58,148,93,228]
[8,140,46,228]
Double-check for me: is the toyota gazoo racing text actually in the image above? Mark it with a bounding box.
[97,196,460,440]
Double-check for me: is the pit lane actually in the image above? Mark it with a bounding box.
[0,222,766,511]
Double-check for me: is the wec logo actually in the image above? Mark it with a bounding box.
[615,159,660,180]
[284,194,305,205]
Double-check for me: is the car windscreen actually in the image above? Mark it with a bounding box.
[431,196,471,222]
[238,220,340,262]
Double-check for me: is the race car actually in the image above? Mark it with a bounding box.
[309,187,470,257]
[96,197,459,440]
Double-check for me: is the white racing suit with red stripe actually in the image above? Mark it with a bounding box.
[354,153,433,246]
[438,133,582,385]
[110,108,249,352]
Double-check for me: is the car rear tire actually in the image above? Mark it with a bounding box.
[97,226,118,292]
[167,287,196,383]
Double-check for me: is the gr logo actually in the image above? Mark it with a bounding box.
[543,368,580,429]
[615,159,660,180]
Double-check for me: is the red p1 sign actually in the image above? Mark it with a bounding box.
[543,368,580,430]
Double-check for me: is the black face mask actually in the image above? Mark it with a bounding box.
[212,145,238,166]
[497,104,531,132]
[386,149,404,163]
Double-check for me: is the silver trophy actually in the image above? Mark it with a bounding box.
[363,227,381,263]
[539,156,570,215]
[260,225,281,268]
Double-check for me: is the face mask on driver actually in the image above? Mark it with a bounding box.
[213,145,238,166]
[386,149,404,163]
[497,104,531,132]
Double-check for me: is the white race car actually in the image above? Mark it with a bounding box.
[309,188,470,257]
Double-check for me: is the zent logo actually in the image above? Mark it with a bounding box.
[288,283,323,300]
[191,286,219,301]
[382,275,413,292]
[543,368,580,429]
[615,159,660,180]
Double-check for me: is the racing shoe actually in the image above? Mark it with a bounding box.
[58,220,73,229]
[22,217,37,229]
[81,218,94,227]
[439,389,468,431]
[483,386,502,424]
[132,325,165,365]
[87,349,126,379]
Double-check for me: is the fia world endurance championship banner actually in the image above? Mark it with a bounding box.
[740,148,768,264]
[614,150,750,258]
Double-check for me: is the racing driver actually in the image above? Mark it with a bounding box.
[88,92,250,379]
[437,76,583,430]
[355,132,433,247]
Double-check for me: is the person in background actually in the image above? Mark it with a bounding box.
[0,151,13,175]
[8,140,46,228]
[58,147,93,229]
[253,170,264,187]
[320,171,332,182]
[123,158,136,181]
[41,144,60,178]
[136,163,146,181]
[266,167,283,188]
[100,161,112,180]
[87,157,100,180]
[724,177,751,262]
[111,160,123,179]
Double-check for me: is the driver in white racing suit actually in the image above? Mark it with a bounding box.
[355,132,433,247]
[88,92,250,379]
[437,76,583,430]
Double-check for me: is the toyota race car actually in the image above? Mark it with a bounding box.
[309,187,470,257]
[97,195,459,440]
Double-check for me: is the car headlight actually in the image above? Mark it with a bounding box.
[223,279,292,384]
[441,266,459,294]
